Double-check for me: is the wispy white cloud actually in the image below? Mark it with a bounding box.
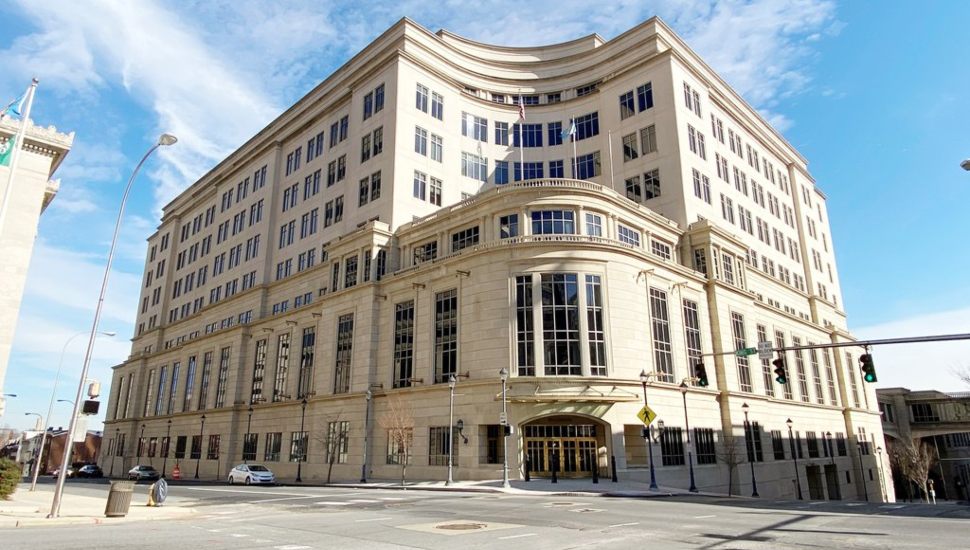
[853,307,970,392]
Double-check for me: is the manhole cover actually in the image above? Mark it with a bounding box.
[436,523,487,531]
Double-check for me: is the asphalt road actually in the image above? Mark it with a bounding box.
[5,480,968,549]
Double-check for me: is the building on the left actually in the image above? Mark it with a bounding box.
[0,115,75,416]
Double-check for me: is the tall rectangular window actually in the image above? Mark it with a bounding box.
[393,301,415,388]
[542,274,581,376]
[264,432,282,462]
[619,90,635,119]
[416,84,428,112]
[154,366,168,416]
[793,336,810,402]
[637,82,654,111]
[640,124,657,154]
[207,434,221,460]
[695,428,716,464]
[326,421,350,464]
[643,169,660,200]
[683,300,703,384]
[167,362,180,415]
[273,333,290,402]
[431,92,444,120]
[334,314,354,394]
[197,353,212,410]
[297,327,315,398]
[771,430,786,459]
[846,351,861,407]
[429,426,458,466]
[190,435,202,460]
[290,431,308,462]
[622,133,638,161]
[808,345,825,405]
[515,275,535,376]
[586,275,607,376]
[573,112,599,140]
[251,339,267,404]
[214,347,230,408]
[732,312,752,392]
[434,290,458,383]
[660,427,685,466]
[572,151,601,179]
[649,288,674,382]
[823,349,839,405]
[242,433,258,462]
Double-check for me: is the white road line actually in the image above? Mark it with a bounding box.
[314,501,351,506]
[609,522,640,528]
[380,497,405,501]
[693,515,716,519]
[274,546,312,550]
[498,533,537,540]
[251,495,332,503]
[349,499,380,503]
[176,486,362,497]
[230,534,250,538]
[354,516,393,522]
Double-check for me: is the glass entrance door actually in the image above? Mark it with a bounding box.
[524,424,598,478]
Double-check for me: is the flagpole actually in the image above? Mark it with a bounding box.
[0,78,39,240]
[571,120,578,179]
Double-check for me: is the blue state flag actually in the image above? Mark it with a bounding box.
[561,121,576,141]
[0,93,26,119]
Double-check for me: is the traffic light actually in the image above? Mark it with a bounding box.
[860,354,878,383]
[693,362,709,387]
[772,355,788,384]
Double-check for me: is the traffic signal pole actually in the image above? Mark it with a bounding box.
[771,332,970,353]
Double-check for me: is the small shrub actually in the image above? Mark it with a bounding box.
[0,458,21,500]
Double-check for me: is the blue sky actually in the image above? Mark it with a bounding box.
[1,0,969,432]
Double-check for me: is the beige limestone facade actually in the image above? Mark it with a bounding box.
[0,117,73,416]
[101,17,889,500]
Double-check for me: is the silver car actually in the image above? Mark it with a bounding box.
[227,463,275,485]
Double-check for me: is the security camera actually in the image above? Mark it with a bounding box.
[961,159,970,171]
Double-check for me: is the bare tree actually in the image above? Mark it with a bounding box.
[954,366,970,387]
[716,433,743,497]
[378,396,414,486]
[889,437,936,503]
[312,412,346,484]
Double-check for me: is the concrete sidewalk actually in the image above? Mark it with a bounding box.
[325,477,713,498]
[0,483,197,529]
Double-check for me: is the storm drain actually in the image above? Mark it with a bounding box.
[435,522,487,531]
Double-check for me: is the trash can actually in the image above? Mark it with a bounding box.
[104,480,136,517]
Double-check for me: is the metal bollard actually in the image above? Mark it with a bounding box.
[551,452,559,484]
[592,461,599,484]
[524,456,531,482]
[611,455,618,483]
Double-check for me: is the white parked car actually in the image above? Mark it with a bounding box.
[227,463,276,485]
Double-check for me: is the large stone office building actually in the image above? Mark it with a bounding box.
[102,17,889,500]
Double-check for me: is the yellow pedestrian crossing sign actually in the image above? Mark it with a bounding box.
[637,405,657,426]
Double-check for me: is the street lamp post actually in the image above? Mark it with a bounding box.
[245,406,254,464]
[49,133,176,519]
[499,368,510,489]
[856,442,870,502]
[195,415,206,479]
[162,420,172,477]
[31,331,115,492]
[787,418,803,500]
[446,374,456,486]
[876,445,886,502]
[23,412,42,473]
[138,423,146,465]
[361,389,372,482]
[679,381,697,492]
[639,370,658,491]
[742,403,759,497]
[296,395,309,483]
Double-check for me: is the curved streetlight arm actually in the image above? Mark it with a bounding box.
[49,135,174,518]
